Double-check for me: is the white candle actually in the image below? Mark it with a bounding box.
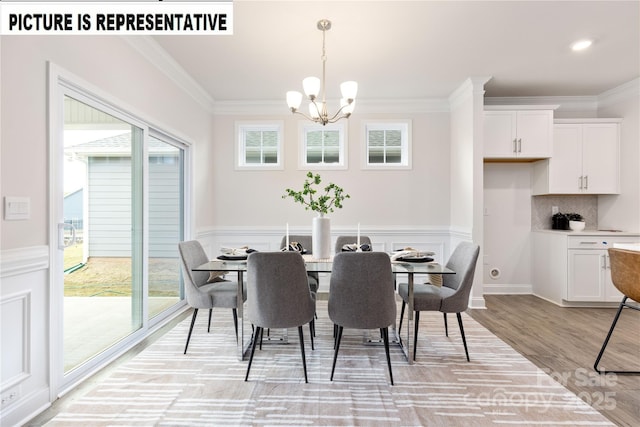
[286,223,290,250]
[357,223,361,247]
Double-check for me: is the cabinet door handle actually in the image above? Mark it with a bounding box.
[513,138,517,153]
[578,176,583,189]
[518,138,522,153]
[584,175,589,190]
[579,241,599,245]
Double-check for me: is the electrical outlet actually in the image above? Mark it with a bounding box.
[552,206,559,215]
[1,390,19,407]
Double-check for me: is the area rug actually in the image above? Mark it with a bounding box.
[46,301,613,426]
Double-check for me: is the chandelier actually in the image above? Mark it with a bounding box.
[286,19,358,126]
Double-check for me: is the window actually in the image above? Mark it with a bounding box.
[363,121,411,169]
[299,122,347,169]
[236,121,283,170]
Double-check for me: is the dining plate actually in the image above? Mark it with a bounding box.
[217,254,248,261]
[396,256,434,263]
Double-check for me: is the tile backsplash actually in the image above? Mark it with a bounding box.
[532,195,598,230]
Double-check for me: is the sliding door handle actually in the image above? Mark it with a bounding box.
[58,223,77,250]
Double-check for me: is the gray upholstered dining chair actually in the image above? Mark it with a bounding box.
[328,252,396,385]
[398,242,480,361]
[178,240,246,354]
[280,235,319,294]
[593,248,640,374]
[244,251,317,383]
[334,235,372,253]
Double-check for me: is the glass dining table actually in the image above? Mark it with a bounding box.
[193,254,455,365]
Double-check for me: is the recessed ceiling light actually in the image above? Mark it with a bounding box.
[571,39,593,51]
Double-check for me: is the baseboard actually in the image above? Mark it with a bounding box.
[483,283,533,295]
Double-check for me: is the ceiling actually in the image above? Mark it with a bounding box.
[151,1,639,105]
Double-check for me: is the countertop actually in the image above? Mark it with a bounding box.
[533,229,640,236]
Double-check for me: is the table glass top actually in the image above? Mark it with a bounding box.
[193,254,454,275]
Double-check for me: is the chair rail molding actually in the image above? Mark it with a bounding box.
[0,246,49,278]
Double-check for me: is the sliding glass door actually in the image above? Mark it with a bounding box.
[53,78,188,388]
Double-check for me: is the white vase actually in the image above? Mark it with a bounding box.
[312,215,331,259]
[569,220,585,232]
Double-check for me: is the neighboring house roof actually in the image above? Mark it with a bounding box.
[65,133,178,158]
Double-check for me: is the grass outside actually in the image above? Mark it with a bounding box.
[64,244,180,297]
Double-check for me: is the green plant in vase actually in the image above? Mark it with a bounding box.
[282,171,350,216]
[282,172,350,259]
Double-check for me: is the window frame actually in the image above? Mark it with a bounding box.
[235,121,284,170]
[362,120,412,170]
[298,121,348,170]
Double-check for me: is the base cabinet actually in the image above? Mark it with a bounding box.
[567,249,622,302]
[533,232,638,305]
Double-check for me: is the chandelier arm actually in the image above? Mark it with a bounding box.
[291,109,321,124]
[326,103,351,123]
[309,98,324,121]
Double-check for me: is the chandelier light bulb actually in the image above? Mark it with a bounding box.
[303,77,321,99]
[309,102,320,119]
[340,81,358,101]
[287,91,303,110]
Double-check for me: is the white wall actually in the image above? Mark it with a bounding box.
[483,163,533,293]
[0,36,211,426]
[597,79,640,233]
[202,111,452,230]
[448,78,487,308]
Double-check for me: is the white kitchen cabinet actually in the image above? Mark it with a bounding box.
[484,109,553,159]
[532,120,620,195]
[532,231,638,306]
[568,248,622,302]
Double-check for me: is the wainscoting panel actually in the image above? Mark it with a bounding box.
[0,246,50,427]
[1,290,31,391]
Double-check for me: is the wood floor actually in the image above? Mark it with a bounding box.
[469,295,640,427]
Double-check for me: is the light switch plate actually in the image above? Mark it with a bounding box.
[4,197,30,220]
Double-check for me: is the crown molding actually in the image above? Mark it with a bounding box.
[485,96,597,113]
[448,77,491,111]
[212,97,451,115]
[122,36,216,114]
[598,78,640,108]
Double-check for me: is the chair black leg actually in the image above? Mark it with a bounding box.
[456,312,470,362]
[259,327,264,350]
[331,326,344,381]
[594,297,640,374]
[298,326,309,383]
[245,326,261,381]
[232,309,238,342]
[309,320,315,351]
[413,311,420,361]
[398,301,406,333]
[381,327,394,385]
[443,313,448,336]
[207,309,213,333]
[184,308,198,354]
